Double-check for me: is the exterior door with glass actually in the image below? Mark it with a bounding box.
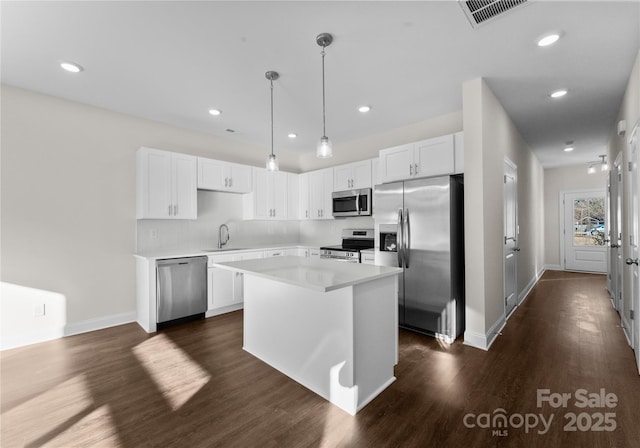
[563,190,607,273]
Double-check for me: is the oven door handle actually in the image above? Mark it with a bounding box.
[356,191,360,215]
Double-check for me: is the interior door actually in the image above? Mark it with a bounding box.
[610,165,621,309]
[564,190,607,272]
[627,124,639,372]
[614,155,624,313]
[504,159,518,316]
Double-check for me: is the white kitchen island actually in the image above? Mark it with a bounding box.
[213,256,402,415]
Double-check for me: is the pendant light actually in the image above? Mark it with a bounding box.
[316,33,333,158]
[599,154,608,171]
[265,71,279,172]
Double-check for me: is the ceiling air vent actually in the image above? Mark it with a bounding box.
[459,0,529,28]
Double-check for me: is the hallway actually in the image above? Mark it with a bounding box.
[2,271,639,447]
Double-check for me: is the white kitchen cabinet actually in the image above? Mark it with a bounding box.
[413,135,455,178]
[298,172,310,220]
[371,158,380,187]
[378,134,457,183]
[136,147,197,219]
[208,253,237,310]
[197,157,252,193]
[361,250,376,265]
[207,250,263,313]
[333,160,372,191]
[298,247,320,258]
[287,173,300,220]
[308,168,334,220]
[248,168,288,219]
[264,249,285,257]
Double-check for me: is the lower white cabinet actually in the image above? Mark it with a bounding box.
[361,250,376,265]
[264,249,285,257]
[207,250,263,313]
[298,247,321,258]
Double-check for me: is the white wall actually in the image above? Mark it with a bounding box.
[462,78,545,350]
[543,165,608,268]
[607,49,640,329]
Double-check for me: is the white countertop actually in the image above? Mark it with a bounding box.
[213,256,401,292]
[134,244,320,261]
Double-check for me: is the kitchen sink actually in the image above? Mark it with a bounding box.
[202,248,250,252]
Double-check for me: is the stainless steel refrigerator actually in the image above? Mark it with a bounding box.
[374,175,464,342]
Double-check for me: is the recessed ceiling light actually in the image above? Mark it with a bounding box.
[537,33,560,47]
[358,105,371,113]
[550,89,568,99]
[60,61,83,73]
[563,146,574,152]
[208,109,222,116]
[288,133,297,139]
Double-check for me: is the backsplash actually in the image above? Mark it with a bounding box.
[136,190,374,253]
[298,216,374,246]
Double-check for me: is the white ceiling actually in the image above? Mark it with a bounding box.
[2,1,639,168]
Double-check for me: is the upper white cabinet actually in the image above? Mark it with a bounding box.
[246,168,288,219]
[136,147,197,219]
[379,133,461,184]
[298,172,310,220]
[197,157,252,193]
[308,168,334,220]
[333,160,372,191]
[287,173,300,220]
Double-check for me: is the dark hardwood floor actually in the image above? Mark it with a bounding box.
[2,271,639,447]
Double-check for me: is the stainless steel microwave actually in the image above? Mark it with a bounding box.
[332,188,372,217]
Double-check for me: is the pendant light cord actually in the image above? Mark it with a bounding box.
[270,79,274,157]
[321,47,326,137]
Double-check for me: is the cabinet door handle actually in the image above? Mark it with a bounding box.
[229,177,233,187]
[306,210,309,218]
[168,205,172,216]
[414,163,419,174]
[174,205,178,215]
[409,164,413,176]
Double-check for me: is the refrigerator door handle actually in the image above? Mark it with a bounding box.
[404,208,411,268]
[397,208,404,267]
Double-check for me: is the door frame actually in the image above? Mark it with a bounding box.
[559,189,607,273]
[504,157,518,317]
[627,122,639,372]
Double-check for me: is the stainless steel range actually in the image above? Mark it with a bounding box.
[320,229,375,263]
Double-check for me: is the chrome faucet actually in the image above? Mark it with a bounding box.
[218,224,230,249]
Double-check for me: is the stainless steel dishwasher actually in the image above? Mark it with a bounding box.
[156,256,208,329]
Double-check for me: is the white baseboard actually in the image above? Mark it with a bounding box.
[1,311,136,351]
[519,266,546,305]
[463,314,506,351]
[544,264,562,271]
[205,303,243,318]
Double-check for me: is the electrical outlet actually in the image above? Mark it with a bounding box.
[33,304,45,317]
[150,228,158,238]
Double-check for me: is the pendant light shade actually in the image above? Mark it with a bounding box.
[317,136,332,159]
[599,155,608,171]
[316,33,333,159]
[265,71,279,171]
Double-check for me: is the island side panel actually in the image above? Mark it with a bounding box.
[135,256,157,333]
[353,275,398,411]
[243,274,357,413]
